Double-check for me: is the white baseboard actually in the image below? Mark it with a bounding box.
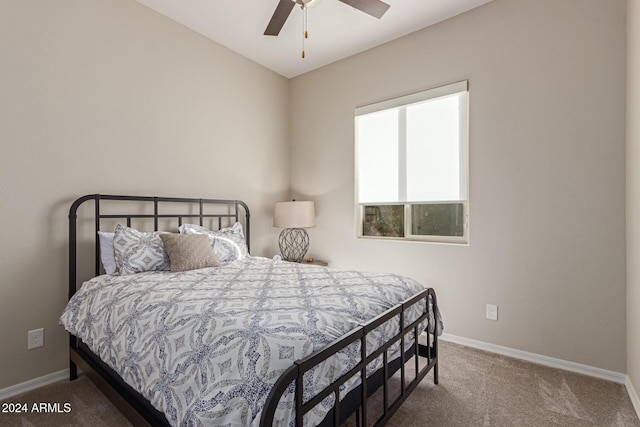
[0,369,69,401]
[440,333,627,384]
[627,376,640,420]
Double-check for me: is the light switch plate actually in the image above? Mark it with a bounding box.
[486,304,498,321]
[28,328,44,349]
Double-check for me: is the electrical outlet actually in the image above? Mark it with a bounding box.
[28,328,44,349]
[486,304,498,321]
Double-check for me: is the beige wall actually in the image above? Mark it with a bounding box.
[628,0,640,407]
[0,0,633,392]
[0,0,289,389]
[290,0,628,372]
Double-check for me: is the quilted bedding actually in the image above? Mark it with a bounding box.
[60,256,440,427]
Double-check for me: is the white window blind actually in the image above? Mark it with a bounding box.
[355,80,469,243]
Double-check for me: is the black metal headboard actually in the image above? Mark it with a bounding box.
[68,194,250,300]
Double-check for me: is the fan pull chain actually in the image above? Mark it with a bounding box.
[302,5,308,59]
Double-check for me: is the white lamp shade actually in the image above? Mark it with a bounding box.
[273,201,316,228]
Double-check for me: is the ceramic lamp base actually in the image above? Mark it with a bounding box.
[278,228,309,262]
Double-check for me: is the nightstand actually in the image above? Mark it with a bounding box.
[303,258,328,267]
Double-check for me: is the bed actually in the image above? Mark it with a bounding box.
[62,194,441,427]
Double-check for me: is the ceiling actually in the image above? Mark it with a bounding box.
[136,0,493,79]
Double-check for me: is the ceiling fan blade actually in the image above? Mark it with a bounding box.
[337,0,390,19]
[264,0,297,36]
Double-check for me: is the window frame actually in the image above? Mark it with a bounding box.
[354,80,470,244]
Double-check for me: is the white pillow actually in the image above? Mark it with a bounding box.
[113,224,170,275]
[97,231,117,275]
[178,222,248,263]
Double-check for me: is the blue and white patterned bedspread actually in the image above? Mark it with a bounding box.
[60,256,440,427]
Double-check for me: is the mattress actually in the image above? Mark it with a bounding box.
[60,256,440,427]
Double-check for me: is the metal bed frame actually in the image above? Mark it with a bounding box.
[68,194,439,427]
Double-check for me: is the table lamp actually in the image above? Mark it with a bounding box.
[273,200,316,262]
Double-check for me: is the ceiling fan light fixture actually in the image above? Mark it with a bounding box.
[265,0,389,41]
[293,0,321,7]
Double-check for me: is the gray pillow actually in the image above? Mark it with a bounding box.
[160,233,221,272]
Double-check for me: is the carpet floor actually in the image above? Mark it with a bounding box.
[1,341,639,426]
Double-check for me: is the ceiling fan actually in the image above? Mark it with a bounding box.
[264,0,391,36]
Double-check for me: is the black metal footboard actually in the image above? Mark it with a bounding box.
[260,288,438,427]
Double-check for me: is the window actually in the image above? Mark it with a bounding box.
[355,81,469,243]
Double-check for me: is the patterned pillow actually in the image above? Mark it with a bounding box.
[113,224,170,275]
[178,222,248,263]
[97,231,117,275]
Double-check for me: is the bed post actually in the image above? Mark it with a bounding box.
[429,287,439,385]
[238,201,250,254]
[68,194,98,381]
[69,198,78,381]
[68,196,81,381]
